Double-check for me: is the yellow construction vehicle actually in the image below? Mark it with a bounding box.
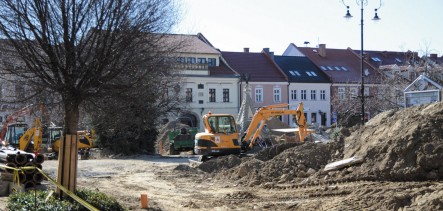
[18,118,43,153]
[2,118,44,154]
[49,129,95,159]
[194,102,308,160]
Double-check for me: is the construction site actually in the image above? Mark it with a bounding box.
[0,100,436,210]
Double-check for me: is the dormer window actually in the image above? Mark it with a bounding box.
[306,71,317,76]
[371,57,382,62]
[289,70,301,76]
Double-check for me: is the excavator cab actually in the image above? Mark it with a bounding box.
[194,113,241,157]
[4,123,28,147]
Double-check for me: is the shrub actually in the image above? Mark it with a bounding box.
[7,190,74,211]
[7,189,125,211]
[74,189,125,211]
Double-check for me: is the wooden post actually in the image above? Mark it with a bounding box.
[56,134,78,198]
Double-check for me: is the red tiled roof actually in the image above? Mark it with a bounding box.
[209,58,239,76]
[297,47,381,84]
[221,51,287,82]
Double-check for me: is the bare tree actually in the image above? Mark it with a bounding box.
[0,0,180,194]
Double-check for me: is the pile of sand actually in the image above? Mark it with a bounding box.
[342,102,443,181]
[199,102,443,185]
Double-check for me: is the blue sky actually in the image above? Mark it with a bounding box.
[174,0,443,56]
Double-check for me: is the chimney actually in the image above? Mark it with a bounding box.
[318,44,326,57]
[263,48,270,53]
[243,48,249,53]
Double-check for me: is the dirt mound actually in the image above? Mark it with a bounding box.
[198,154,242,173]
[203,141,342,186]
[196,102,443,189]
[156,121,191,154]
[342,102,443,181]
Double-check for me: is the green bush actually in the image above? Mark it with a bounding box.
[75,189,125,211]
[7,189,125,211]
[7,190,75,211]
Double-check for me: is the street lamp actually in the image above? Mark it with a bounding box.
[342,0,381,125]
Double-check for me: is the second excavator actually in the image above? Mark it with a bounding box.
[194,102,309,161]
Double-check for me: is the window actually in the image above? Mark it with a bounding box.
[273,88,281,103]
[334,66,341,71]
[310,90,316,100]
[311,113,317,123]
[185,88,193,102]
[207,116,237,134]
[364,87,370,96]
[371,57,382,62]
[350,87,358,99]
[198,84,204,89]
[307,71,317,76]
[209,88,216,102]
[197,58,207,64]
[338,87,345,100]
[223,88,230,102]
[320,90,326,100]
[208,58,216,66]
[341,66,348,71]
[255,88,263,102]
[327,66,334,70]
[320,66,327,71]
[291,90,297,100]
[186,57,196,64]
[290,70,301,76]
[301,90,307,100]
[176,57,185,63]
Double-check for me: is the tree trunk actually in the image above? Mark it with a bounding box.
[57,99,80,198]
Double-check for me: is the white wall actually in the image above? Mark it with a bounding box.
[288,82,331,127]
[182,76,239,131]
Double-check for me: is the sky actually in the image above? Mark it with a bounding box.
[174,0,443,56]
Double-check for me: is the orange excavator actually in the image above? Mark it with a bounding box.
[194,102,308,161]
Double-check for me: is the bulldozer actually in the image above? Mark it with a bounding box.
[194,103,309,161]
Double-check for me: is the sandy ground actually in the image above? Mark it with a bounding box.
[1,102,443,210]
[0,154,431,211]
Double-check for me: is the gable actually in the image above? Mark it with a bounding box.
[404,74,443,92]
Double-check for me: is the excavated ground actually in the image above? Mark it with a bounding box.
[2,102,442,210]
[194,102,443,210]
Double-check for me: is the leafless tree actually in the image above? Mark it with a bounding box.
[0,0,180,134]
[0,0,182,194]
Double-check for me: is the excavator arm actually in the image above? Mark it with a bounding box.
[18,118,43,153]
[241,103,307,149]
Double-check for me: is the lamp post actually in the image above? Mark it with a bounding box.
[343,0,381,125]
